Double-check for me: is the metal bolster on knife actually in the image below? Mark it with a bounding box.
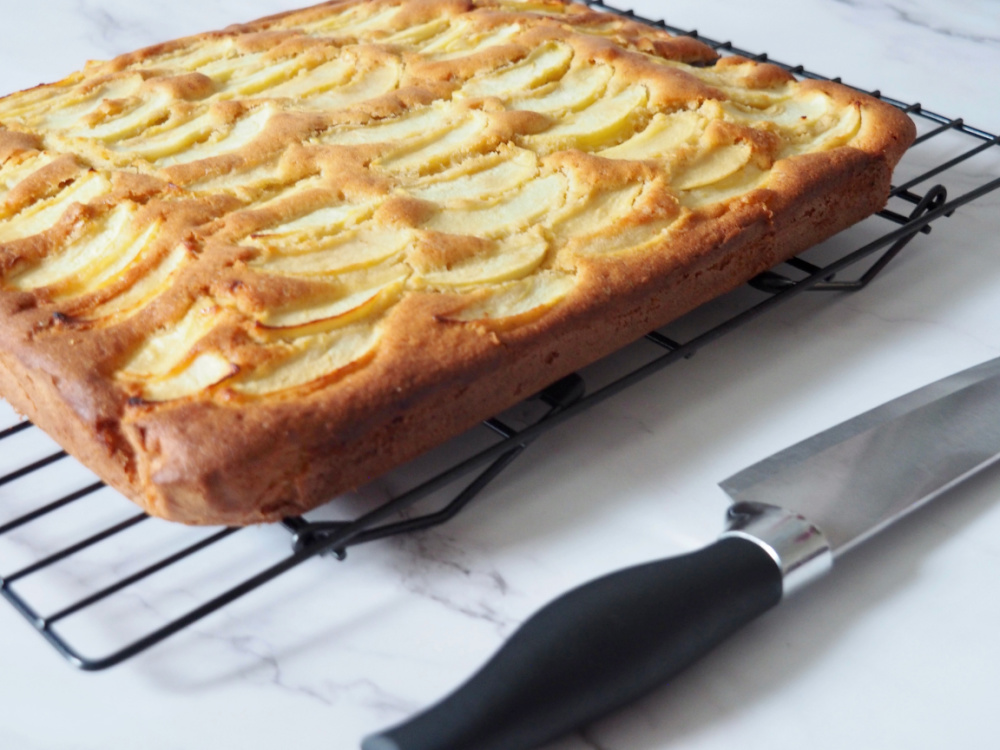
[721,501,833,596]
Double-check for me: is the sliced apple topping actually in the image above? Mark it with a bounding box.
[73,91,174,143]
[247,201,376,248]
[424,171,567,237]
[290,2,402,36]
[216,54,320,99]
[598,111,703,161]
[119,298,223,381]
[252,227,413,276]
[185,158,289,197]
[5,74,145,131]
[672,142,753,191]
[233,324,381,396]
[0,81,74,124]
[418,20,522,60]
[256,264,410,337]
[8,203,161,298]
[319,104,445,147]
[1,1,884,403]
[131,38,234,73]
[523,84,649,153]
[414,230,549,288]
[721,91,831,129]
[550,182,645,242]
[327,3,404,35]
[154,104,276,167]
[678,166,769,209]
[383,17,452,46]
[82,242,191,323]
[264,57,354,99]
[0,152,55,204]
[139,351,237,402]
[407,147,539,204]
[195,52,270,87]
[689,70,793,110]
[458,42,573,99]
[376,109,491,174]
[112,108,217,161]
[447,270,576,323]
[509,63,614,116]
[0,171,111,243]
[798,103,863,153]
[296,62,402,112]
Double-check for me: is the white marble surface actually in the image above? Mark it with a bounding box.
[1,1,999,748]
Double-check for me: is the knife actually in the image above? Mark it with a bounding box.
[363,355,1000,750]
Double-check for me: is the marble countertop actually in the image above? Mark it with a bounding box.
[1,1,999,748]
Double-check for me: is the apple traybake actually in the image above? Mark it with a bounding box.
[0,0,915,524]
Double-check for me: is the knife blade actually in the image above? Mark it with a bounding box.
[363,355,1000,750]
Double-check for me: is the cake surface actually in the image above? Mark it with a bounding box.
[0,0,915,524]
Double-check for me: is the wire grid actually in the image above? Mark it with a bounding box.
[2,0,1000,670]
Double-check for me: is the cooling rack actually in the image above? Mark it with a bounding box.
[2,0,999,671]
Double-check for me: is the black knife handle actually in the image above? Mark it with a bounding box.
[362,536,783,750]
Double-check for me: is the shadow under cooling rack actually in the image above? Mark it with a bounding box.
[2,0,1000,670]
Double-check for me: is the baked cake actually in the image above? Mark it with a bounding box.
[0,0,915,524]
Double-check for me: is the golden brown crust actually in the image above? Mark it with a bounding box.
[0,0,915,524]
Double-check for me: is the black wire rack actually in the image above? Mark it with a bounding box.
[2,0,999,671]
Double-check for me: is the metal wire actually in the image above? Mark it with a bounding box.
[2,0,999,670]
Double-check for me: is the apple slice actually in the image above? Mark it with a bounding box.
[418,20,521,60]
[218,54,320,98]
[383,17,451,46]
[319,102,445,147]
[195,51,269,87]
[233,323,381,396]
[132,37,233,73]
[247,201,376,248]
[549,182,646,244]
[112,108,216,161]
[509,63,613,116]
[138,351,238,403]
[0,79,77,123]
[407,147,538,204]
[252,227,413,276]
[0,152,55,205]
[425,171,567,237]
[415,230,549,288]
[119,298,222,380]
[8,203,162,299]
[186,158,288,196]
[298,62,401,112]
[290,2,401,36]
[678,165,769,210]
[798,103,862,154]
[721,91,830,128]
[73,91,173,143]
[256,264,410,338]
[447,270,576,323]
[672,143,753,191]
[523,84,649,153]
[377,109,491,174]
[0,171,111,243]
[598,110,703,161]
[265,56,354,99]
[458,42,573,99]
[60,218,162,299]
[5,74,144,131]
[155,104,276,167]
[82,242,190,323]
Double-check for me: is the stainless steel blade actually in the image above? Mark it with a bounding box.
[720,356,1000,557]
